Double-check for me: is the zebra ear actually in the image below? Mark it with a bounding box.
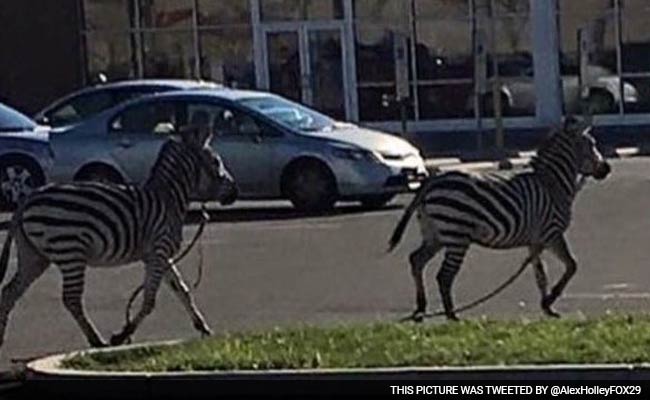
[562,115,585,136]
[182,126,213,148]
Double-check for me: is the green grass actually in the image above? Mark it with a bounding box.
[62,314,650,372]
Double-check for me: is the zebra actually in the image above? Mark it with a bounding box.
[388,117,611,321]
[0,128,237,347]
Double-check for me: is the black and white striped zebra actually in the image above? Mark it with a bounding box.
[0,128,237,347]
[388,117,611,321]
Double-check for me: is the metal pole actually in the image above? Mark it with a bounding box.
[472,0,484,151]
[489,0,504,151]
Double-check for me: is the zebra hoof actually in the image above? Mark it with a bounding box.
[399,311,425,323]
[541,296,561,318]
[199,326,213,337]
[543,307,561,318]
[110,333,130,346]
[91,339,109,348]
[446,313,460,322]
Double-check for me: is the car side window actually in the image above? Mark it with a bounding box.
[47,91,113,126]
[110,101,180,135]
[185,103,262,138]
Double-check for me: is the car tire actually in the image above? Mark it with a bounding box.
[587,91,615,114]
[0,156,45,211]
[284,161,337,212]
[360,194,395,209]
[75,165,124,185]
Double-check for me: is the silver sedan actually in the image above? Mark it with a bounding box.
[49,89,428,211]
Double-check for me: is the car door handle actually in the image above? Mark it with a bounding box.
[119,139,133,149]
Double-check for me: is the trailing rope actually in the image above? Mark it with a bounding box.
[400,251,539,322]
[124,203,210,326]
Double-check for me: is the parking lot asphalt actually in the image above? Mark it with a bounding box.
[1,157,650,370]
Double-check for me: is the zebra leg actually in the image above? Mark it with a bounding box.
[408,242,441,322]
[165,263,212,336]
[532,256,557,318]
[436,244,469,321]
[543,236,577,316]
[59,263,107,347]
[0,243,49,347]
[110,258,166,346]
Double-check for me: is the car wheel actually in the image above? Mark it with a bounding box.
[285,161,337,212]
[587,92,615,114]
[0,157,45,210]
[75,165,124,185]
[360,194,395,209]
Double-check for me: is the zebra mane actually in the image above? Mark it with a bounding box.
[530,126,576,174]
[144,139,195,207]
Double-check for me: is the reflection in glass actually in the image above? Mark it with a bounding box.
[358,86,414,121]
[85,32,135,80]
[621,0,650,113]
[267,32,302,102]
[197,0,250,25]
[418,83,474,119]
[83,0,131,30]
[142,32,195,78]
[354,0,409,24]
[355,27,395,83]
[260,0,343,21]
[416,20,473,80]
[486,16,535,116]
[415,0,469,19]
[199,28,254,88]
[492,0,530,16]
[559,0,620,114]
[308,30,345,119]
[139,0,193,28]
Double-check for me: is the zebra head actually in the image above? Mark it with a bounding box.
[564,116,611,181]
[179,128,238,205]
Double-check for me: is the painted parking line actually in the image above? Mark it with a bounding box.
[564,292,650,300]
[615,147,640,157]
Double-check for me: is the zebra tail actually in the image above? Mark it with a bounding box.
[0,221,14,284]
[388,178,433,252]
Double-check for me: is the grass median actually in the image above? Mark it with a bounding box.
[62,314,650,372]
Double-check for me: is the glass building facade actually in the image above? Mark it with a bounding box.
[78,0,650,133]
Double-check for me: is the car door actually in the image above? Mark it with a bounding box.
[107,99,183,183]
[209,104,280,198]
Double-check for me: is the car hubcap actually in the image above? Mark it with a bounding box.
[1,165,33,204]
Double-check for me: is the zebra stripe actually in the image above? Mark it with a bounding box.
[389,118,611,321]
[0,131,237,348]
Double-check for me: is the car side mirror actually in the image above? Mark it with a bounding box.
[35,116,49,125]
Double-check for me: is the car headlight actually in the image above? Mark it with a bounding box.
[331,145,378,162]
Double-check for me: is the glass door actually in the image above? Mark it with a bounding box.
[262,23,348,119]
[266,31,302,103]
[306,28,345,119]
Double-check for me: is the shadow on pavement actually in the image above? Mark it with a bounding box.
[0,203,404,232]
[185,204,403,225]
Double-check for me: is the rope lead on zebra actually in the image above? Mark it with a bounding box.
[400,251,539,323]
[125,203,210,326]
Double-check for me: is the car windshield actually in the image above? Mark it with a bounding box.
[239,96,334,132]
[0,103,37,131]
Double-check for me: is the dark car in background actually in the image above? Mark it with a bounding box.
[34,79,222,128]
[0,103,52,209]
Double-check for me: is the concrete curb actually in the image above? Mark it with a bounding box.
[14,341,650,398]
[22,339,650,379]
